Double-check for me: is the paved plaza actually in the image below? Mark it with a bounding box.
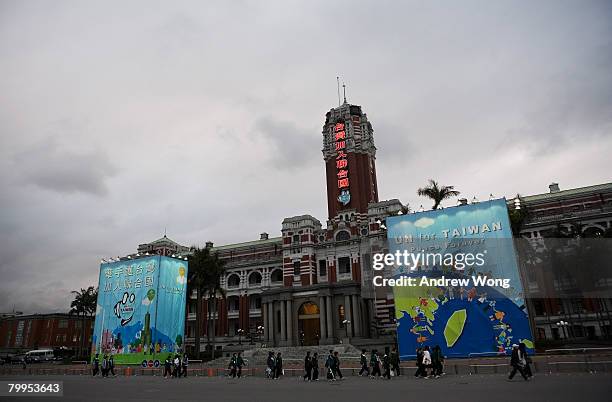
[1,372,611,402]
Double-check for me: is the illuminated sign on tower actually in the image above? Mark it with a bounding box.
[335,122,351,205]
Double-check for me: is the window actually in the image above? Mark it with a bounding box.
[58,320,68,329]
[227,274,240,288]
[292,235,300,243]
[250,296,262,310]
[319,260,327,277]
[338,257,351,275]
[293,261,301,276]
[336,230,350,241]
[248,272,262,286]
[338,305,345,325]
[270,269,283,283]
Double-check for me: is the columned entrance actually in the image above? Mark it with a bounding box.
[297,302,320,346]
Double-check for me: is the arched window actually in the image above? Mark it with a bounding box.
[227,274,240,288]
[270,269,283,283]
[335,230,350,241]
[248,271,262,286]
[298,301,320,316]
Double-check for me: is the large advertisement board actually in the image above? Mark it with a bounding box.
[387,199,533,359]
[91,255,188,365]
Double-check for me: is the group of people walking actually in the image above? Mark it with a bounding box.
[357,346,401,379]
[414,345,445,379]
[266,351,284,379]
[228,352,246,378]
[163,353,189,378]
[91,353,116,377]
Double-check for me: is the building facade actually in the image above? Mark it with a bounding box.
[134,101,612,351]
[513,182,612,344]
[0,313,94,353]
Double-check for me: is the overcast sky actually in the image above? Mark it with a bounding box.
[0,0,611,314]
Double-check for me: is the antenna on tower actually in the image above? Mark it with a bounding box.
[342,81,347,104]
[336,76,341,107]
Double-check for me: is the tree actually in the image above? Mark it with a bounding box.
[69,286,97,358]
[417,179,460,210]
[187,247,227,360]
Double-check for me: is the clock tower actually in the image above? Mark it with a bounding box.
[322,101,379,220]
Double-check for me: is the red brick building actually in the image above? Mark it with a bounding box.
[0,313,94,354]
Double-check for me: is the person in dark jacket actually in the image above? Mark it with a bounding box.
[303,351,312,381]
[236,352,245,378]
[414,348,425,378]
[390,346,401,376]
[266,351,275,379]
[519,343,533,378]
[325,350,335,380]
[229,353,238,378]
[370,350,381,377]
[382,347,391,379]
[508,344,529,381]
[431,345,444,377]
[311,352,319,381]
[333,351,343,379]
[182,354,189,378]
[172,354,181,378]
[101,354,109,378]
[108,355,116,377]
[359,349,370,376]
[92,353,100,377]
[274,352,283,379]
[163,355,172,378]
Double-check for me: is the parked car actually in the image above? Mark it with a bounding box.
[10,354,27,364]
[25,349,55,363]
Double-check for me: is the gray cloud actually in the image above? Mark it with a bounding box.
[0,0,611,313]
[13,137,117,196]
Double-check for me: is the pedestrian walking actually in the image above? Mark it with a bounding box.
[274,352,283,379]
[519,343,533,378]
[431,345,444,377]
[311,352,319,381]
[370,350,381,377]
[182,354,189,377]
[172,354,181,378]
[333,351,343,380]
[108,354,116,377]
[359,349,370,376]
[382,347,391,379]
[508,344,529,381]
[325,350,336,380]
[163,355,172,378]
[266,351,275,379]
[390,346,401,376]
[236,353,245,378]
[422,346,432,378]
[101,354,109,378]
[414,348,425,378]
[92,353,100,377]
[303,351,312,381]
[229,353,238,378]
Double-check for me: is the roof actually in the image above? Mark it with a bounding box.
[211,236,282,251]
[521,183,612,203]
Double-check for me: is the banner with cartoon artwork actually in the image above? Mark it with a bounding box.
[386,199,534,359]
[91,255,188,365]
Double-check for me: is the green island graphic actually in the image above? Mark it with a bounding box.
[444,309,467,347]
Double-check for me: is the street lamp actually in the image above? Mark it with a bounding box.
[556,320,570,339]
[255,325,264,345]
[237,328,245,345]
[342,319,351,345]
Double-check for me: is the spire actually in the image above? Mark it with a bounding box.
[342,81,347,104]
[336,76,341,106]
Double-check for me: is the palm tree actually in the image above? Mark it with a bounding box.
[69,286,97,358]
[187,247,226,360]
[417,179,460,210]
